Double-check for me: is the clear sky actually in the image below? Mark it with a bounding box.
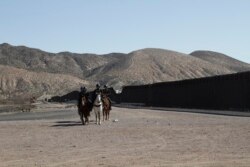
[0,0,249,63]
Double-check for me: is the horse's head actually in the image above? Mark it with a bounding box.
[94,92,102,105]
[81,96,87,106]
[102,94,107,99]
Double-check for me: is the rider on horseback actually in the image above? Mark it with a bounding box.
[95,83,101,94]
[103,85,110,95]
[78,86,87,107]
[78,86,93,110]
[78,86,92,125]
[102,85,112,110]
[80,84,112,111]
[80,86,87,96]
[87,83,101,111]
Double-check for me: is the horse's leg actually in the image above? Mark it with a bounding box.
[80,112,85,125]
[95,109,98,125]
[105,108,107,121]
[107,110,109,120]
[108,110,110,121]
[105,103,108,120]
[98,110,101,125]
[106,103,109,120]
[106,108,109,121]
[86,113,89,124]
[97,110,99,125]
[102,110,105,122]
[98,111,101,125]
[105,109,108,120]
[104,107,106,121]
[86,110,90,125]
[84,114,87,125]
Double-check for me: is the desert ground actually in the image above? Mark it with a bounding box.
[0,104,250,167]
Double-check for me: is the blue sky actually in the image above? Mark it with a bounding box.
[0,0,249,62]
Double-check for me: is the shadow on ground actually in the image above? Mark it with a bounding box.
[51,121,83,127]
[51,120,96,127]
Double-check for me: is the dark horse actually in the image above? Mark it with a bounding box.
[78,94,92,125]
[101,94,111,121]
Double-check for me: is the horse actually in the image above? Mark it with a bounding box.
[93,92,103,125]
[78,95,91,125]
[102,94,111,121]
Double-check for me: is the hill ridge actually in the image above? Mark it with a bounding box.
[1,43,250,100]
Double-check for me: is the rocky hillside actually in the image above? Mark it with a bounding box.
[0,65,89,100]
[190,51,250,72]
[0,43,249,100]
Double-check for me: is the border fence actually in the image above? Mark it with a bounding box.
[109,71,250,111]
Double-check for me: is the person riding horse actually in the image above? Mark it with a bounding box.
[78,86,93,109]
[102,85,112,110]
[85,83,101,111]
[89,83,100,102]
[78,86,87,107]
[92,83,111,109]
[102,85,110,95]
[77,86,93,125]
[95,83,101,93]
[78,84,111,110]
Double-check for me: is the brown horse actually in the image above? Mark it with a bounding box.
[102,94,111,121]
[78,95,91,125]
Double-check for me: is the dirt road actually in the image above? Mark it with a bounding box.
[0,107,250,167]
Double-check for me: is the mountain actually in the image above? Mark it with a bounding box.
[84,48,250,86]
[0,65,89,100]
[0,43,249,101]
[0,43,117,78]
[190,50,250,72]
